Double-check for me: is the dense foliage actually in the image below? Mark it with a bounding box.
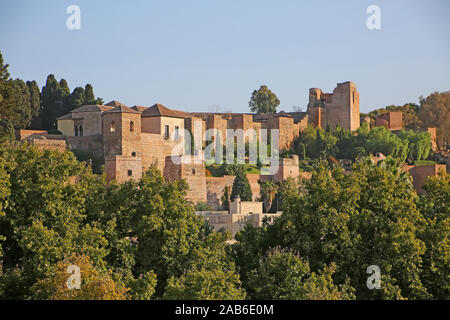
[364,92,450,150]
[0,143,244,299]
[232,160,449,299]
[292,123,432,163]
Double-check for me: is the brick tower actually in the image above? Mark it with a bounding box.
[102,103,143,183]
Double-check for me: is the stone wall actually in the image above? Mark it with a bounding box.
[30,138,66,152]
[404,164,446,193]
[205,175,236,209]
[105,155,143,184]
[375,112,403,131]
[66,135,104,159]
[307,81,360,131]
[71,110,104,136]
[164,155,207,204]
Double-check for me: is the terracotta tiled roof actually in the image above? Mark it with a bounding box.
[70,105,114,113]
[131,105,149,113]
[104,105,140,114]
[142,103,191,118]
[104,100,128,108]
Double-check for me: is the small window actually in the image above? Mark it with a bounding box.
[164,125,170,140]
[128,170,132,177]
[131,152,136,157]
[175,126,179,141]
[192,169,196,175]
[79,125,83,137]
[75,126,78,136]
[352,92,355,104]
[130,121,134,132]
[110,121,115,133]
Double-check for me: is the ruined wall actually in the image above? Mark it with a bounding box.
[375,112,402,131]
[307,82,360,131]
[326,82,351,130]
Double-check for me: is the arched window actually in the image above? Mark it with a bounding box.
[110,121,115,133]
[130,121,134,132]
[79,125,83,137]
[75,126,78,136]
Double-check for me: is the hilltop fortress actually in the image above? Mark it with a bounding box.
[19,81,361,207]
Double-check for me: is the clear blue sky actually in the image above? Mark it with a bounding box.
[1,0,449,113]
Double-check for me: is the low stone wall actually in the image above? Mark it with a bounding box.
[66,135,104,159]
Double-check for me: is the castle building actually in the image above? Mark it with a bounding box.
[196,196,282,240]
[51,82,361,205]
[307,81,360,131]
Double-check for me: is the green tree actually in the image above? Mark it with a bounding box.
[231,168,252,201]
[234,161,430,299]
[67,86,85,111]
[84,84,103,105]
[127,271,158,300]
[247,248,355,300]
[40,74,67,129]
[249,85,280,114]
[26,80,41,126]
[258,180,278,213]
[163,268,246,300]
[0,144,108,298]
[221,185,231,211]
[31,253,129,300]
[418,91,450,150]
[418,171,450,299]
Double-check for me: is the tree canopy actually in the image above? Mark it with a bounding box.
[249,85,280,114]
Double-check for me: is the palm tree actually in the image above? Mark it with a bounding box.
[258,180,279,213]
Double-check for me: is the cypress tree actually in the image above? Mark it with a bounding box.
[84,84,95,104]
[26,80,40,120]
[230,169,253,201]
[40,74,63,129]
[68,87,85,111]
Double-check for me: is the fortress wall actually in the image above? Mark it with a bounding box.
[206,175,236,209]
[140,132,179,173]
[105,155,142,184]
[66,135,104,159]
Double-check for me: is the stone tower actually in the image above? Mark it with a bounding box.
[102,104,143,183]
[307,81,360,131]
